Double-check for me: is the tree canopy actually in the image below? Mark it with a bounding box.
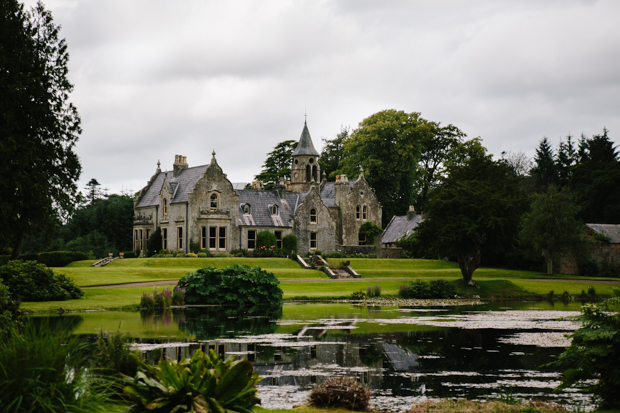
[255,140,297,189]
[319,127,348,181]
[0,1,81,257]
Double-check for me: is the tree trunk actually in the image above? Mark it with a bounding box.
[10,229,24,260]
[456,245,481,284]
[544,250,553,275]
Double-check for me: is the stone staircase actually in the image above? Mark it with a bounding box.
[91,256,118,267]
[297,254,361,279]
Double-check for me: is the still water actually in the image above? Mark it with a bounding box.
[41,301,587,411]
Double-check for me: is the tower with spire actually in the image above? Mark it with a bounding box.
[289,120,321,193]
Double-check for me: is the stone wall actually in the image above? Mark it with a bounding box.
[557,243,620,275]
[381,247,403,259]
[293,186,336,254]
[337,245,376,256]
[335,175,382,247]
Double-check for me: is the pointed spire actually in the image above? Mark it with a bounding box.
[156,159,161,172]
[292,121,319,156]
[359,165,364,178]
[211,150,217,164]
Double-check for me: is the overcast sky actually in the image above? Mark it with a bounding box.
[23,0,620,195]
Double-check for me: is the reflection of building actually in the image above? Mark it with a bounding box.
[133,121,382,255]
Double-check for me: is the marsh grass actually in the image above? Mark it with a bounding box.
[0,319,118,413]
[405,399,569,413]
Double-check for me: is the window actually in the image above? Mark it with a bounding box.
[162,228,168,250]
[163,198,167,215]
[310,208,317,223]
[139,229,143,251]
[134,230,138,252]
[201,227,207,249]
[362,205,367,220]
[243,204,250,214]
[275,231,282,248]
[218,227,226,249]
[209,226,217,249]
[146,229,150,250]
[247,230,256,250]
[310,232,317,250]
[358,232,366,246]
[210,193,218,210]
[271,205,278,215]
[177,227,183,249]
[356,205,360,219]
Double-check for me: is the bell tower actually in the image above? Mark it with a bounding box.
[289,120,320,193]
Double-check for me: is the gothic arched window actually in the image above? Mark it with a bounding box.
[243,204,250,214]
[271,205,278,215]
[210,193,218,210]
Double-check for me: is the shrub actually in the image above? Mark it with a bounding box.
[559,291,573,303]
[189,239,200,254]
[178,265,283,310]
[123,349,260,413]
[0,280,21,338]
[429,279,456,298]
[308,376,371,411]
[123,251,137,258]
[547,297,620,409]
[581,258,600,277]
[588,286,597,299]
[197,252,208,258]
[313,249,323,256]
[147,227,162,257]
[351,290,366,300]
[252,245,277,257]
[0,251,88,267]
[172,286,185,306]
[187,252,198,258]
[409,279,432,299]
[367,284,381,298]
[359,221,382,244]
[256,230,277,249]
[140,292,155,309]
[398,284,411,298]
[0,260,83,301]
[0,320,115,412]
[327,252,344,258]
[283,234,298,256]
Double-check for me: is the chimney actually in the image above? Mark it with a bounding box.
[334,174,349,206]
[275,179,287,199]
[407,205,416,221]
[173,154,188,177]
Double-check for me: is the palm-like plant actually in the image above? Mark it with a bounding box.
[123,349,261,413]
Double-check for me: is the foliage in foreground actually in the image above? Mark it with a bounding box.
[404,399,568,413]
[0,320,115,413]
[0,260,83,301]
[123,349,260,413]
[94,331,140,378]
[177,264,283,310]
[308,376,371,411]
[547,296,620,409]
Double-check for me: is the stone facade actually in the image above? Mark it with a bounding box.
[133,121,382,255]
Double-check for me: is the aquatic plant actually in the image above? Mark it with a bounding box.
[94,330,140,378]
[172,286,185,306]
[350,290,366,300]
[0,319,116,412]
[547,297,620,409]
[140,292,155,309]
[308,376,371,411]
[367,284,381,298]
[123,349,260,413]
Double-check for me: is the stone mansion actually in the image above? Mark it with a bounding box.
[133,122,382,255]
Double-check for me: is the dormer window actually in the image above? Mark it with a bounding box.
[243,204,250,214]
[271,205,278,215]
[210,193,218,210]
[310,208,317,223]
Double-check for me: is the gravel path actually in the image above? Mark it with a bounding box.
[82,277,620,289]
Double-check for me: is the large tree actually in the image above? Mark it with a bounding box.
[415,148,527,283]
[519,186,583,275]
[530,137,557,191]
[340,110,427,226]
[255,140,297,189]
[319,127,348,181]
[0,1,81,258]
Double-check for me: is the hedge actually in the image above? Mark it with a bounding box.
[0,251,89,267]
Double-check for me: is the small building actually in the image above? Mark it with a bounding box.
[380,206,424,258]
[132,121,382,255]
[557,223,620,275]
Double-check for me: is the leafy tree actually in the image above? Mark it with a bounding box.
[319,127,349,181]
[416,122,466,211]
[547,297,620,409]
[256,230,277,250]
[340,110,427,226]
[65,230,116,259]
[0,1,82,258]
[415,151,527,283]
[255,140,297,189]
[530,137,557,190]
[519,186,583,275]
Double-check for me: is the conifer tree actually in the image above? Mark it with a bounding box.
[530,137,557,190]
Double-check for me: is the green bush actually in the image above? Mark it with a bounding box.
[359,221,382,244]
[94,331,140,378]
[256,230,277,249]
[123,349,260,413]
[0,320,116,412]
[581,258,601,277]
[429,279,457,298]
[327,252,344,258]
[283,233,298,255]
[547,297,620,409]
[147,227,162,257]
[0,280,21,338]
[351,290,366,300]
[172,286,185,306]
[123,251,138,258]
[367,284,381,298]
[0,251,88,267]
[0,261,83,301]
[177,265,283,310]
[140,292,156,310]
[140,288,172,309]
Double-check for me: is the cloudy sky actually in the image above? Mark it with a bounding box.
[23,0,620,195]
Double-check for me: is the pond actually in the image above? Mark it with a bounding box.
[35,300,588,412]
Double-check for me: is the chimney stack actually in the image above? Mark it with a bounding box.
[407,205,416,221]
[173,154,188,177]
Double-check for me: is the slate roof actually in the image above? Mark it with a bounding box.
[586,223,620,243]
[381,214,424,244]
[237,190,308,228]
[319,179,359,208]
[135,165,208,208]
[291,122,319,156]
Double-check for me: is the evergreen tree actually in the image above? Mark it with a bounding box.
[556,134,577,186]
[319,127,348,181]
[255,140,297,189]
[530,137,557,190]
